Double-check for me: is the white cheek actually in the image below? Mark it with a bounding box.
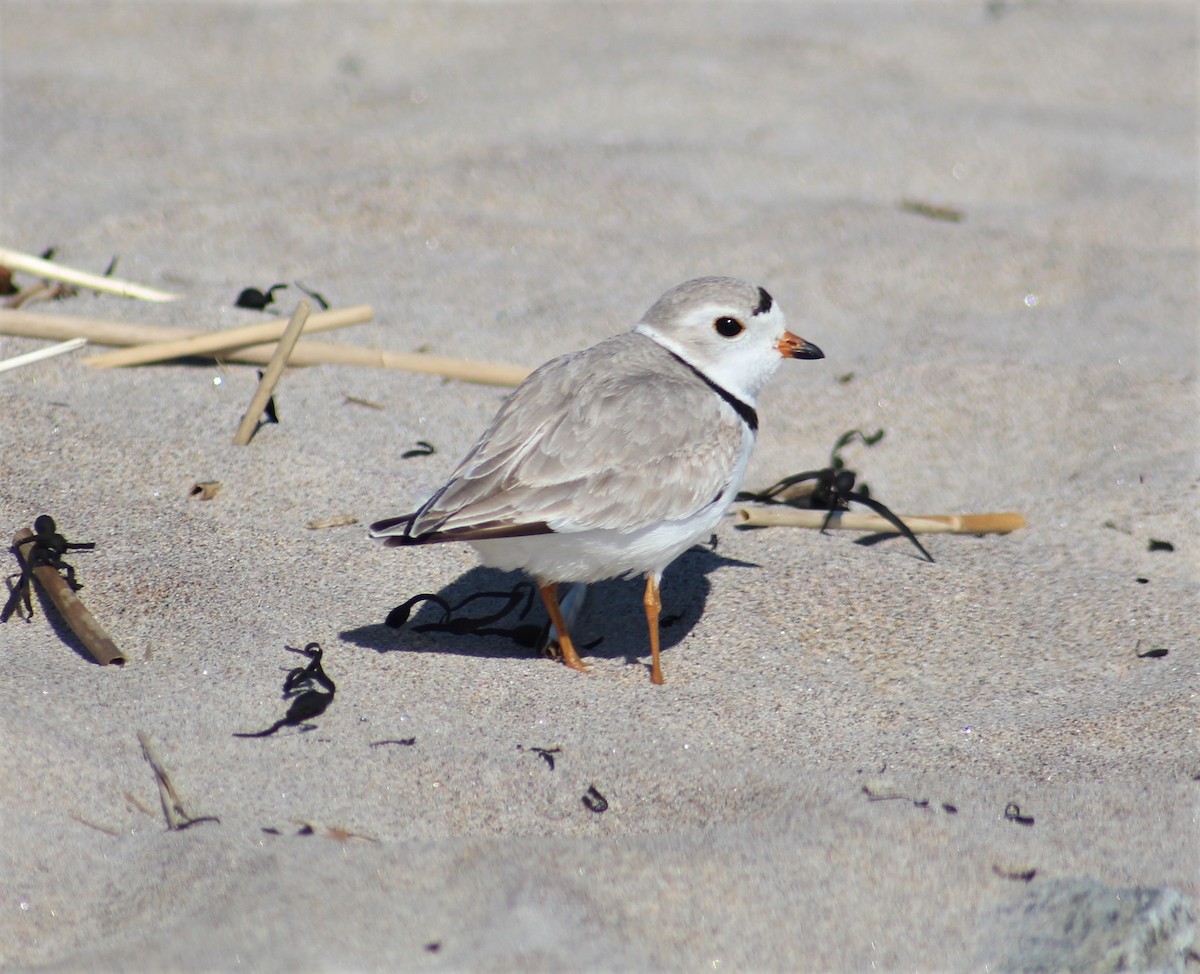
[703,341,782,403]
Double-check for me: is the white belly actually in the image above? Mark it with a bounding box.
[469,502,726,583]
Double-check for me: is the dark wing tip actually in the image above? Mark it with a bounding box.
[371,513,556,547]
[369,513,417,538]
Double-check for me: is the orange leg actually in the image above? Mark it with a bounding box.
[644,574,664,685]
[538,582,589,672]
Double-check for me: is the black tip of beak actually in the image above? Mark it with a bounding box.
[793,340,824,360]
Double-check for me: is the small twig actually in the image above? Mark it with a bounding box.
[4,281,77,309]
[343,395,384,410]
[69,813,122,837]
[734,508,1026,535]
[288,819,378,843]
[87,299,352,369]
[0,337,87,374]
[898,199,965,223]
[136,730,219,831]
[307,515,358,530]
[0,246,180,302]
[233,300,311,445]
[9,527,124,665]
[123,790,156,816]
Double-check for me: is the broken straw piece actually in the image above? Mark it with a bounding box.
[85,304,369,368]
[233,300,311,445]
[0,246,179,302]
[0,337,87,374]
[136,730,219,830]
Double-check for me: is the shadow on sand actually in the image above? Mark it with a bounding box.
[341,545,758,674]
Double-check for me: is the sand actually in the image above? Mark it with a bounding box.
[1,2,1196,971]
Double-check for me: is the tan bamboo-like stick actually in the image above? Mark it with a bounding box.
[0,307,372,363]
[290,345,532,386]
[0,309,530,386]
[0,246,180,302]
[10,527,125,665]
[84,304,370,368]
[233,300,310,445]
[0,309,190,345]
[0,337,87,374]
[734,508,1026,535]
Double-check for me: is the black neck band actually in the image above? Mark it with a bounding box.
[666,350,758,433]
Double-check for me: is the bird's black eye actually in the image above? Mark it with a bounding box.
[714,316,745,338]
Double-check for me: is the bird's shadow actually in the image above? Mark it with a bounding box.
[341,545,758,672]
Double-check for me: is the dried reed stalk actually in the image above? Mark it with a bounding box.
[0,308,529,385]
[734,508,1026,534]
[233,300,310,445]
[0,337,87,374]
[136,730,218,830]
[0,246,180,302]
[84,304,370,368]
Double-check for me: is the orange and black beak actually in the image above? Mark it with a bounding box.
[778,331,824,360]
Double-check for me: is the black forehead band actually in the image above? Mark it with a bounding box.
[754,287,773,315]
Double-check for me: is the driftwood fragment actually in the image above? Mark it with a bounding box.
[8,527,124,665]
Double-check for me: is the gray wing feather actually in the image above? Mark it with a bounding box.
[410,333,746,537]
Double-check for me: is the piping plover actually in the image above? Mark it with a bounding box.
[371,277,824,684]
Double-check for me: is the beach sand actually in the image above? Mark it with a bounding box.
[1,3,1196,970]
